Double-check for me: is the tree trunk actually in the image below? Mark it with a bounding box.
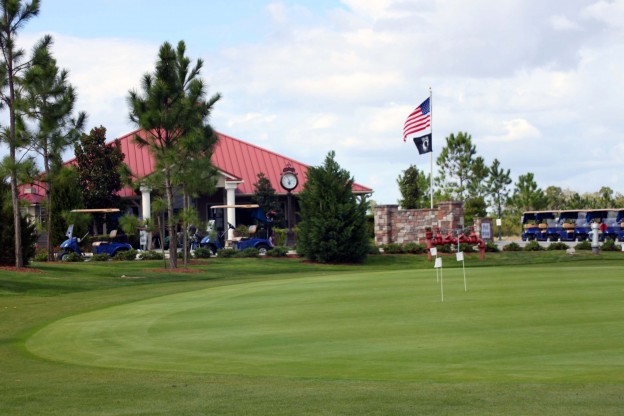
[165,172,177,269]
[7,43,23,269]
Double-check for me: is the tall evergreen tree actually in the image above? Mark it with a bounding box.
[511,172,547,212]
[485,158,512,217]
[435,132,477,201]
[0,0,41,268]
[128,40,221,269]
[297,151,369,264]
[22,36,86,260]
[396,164,429,209]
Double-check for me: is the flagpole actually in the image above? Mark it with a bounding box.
[429,87,433,209]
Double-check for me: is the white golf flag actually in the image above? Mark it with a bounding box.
[430,247,438,257]
[434,257,442,268]
[456,252,464,262]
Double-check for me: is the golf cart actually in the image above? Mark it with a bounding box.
[199,204,274,255]
[57,208,133,260]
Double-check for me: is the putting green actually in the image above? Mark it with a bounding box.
[27,265,624,382]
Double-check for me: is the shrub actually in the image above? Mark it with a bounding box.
[575,240,592,250]
[602,239,621,252]
[404,242,426,254]
[236,248,260,258]
[34,252,48,262]
[503,242,522,252]
[524,241,544,251]
[113,249,138,261]
[91,253,110,262]
[436,244,453,253]
[485,242,499,252]
[217,248,237,258]
[193,247,213,259]
[368,244,381,255]
[459,243,476,253]
[547,242,569,251]
[139,250,164,260]
[272,228,287,247]
[382,243,405,254]
[63,252,83,262]
[266,246,289,257]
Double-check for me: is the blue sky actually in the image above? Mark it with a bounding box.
[9,0,624,205]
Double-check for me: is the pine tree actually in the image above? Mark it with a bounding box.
[0,0,41,268]
[297,151,369,263]
[396,165,429,209]
[128,40,221,269]
[435,132,478,201]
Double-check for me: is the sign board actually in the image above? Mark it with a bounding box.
[430,247,437,257]
[481,223,491,239]
[496,218,502,227]
[434,257,442,268]
[140,230,147,246]
[456,251,464,262]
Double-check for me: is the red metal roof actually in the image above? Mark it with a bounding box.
[18,181,46,204]
[114,129,373,197]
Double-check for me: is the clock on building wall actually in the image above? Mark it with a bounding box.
[280,165,298,191]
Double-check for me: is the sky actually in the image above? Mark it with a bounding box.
[9,0,624,205]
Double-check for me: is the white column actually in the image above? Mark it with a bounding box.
[224,182,238,240]
[140,185,152,250]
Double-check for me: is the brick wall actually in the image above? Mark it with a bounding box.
[374,202,465,245]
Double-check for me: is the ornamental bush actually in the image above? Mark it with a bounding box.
[524,241,544,251]
[485,242,500,252]
[266,246,289,257]
[601,239,621,252]
[503,242,522,252]
[575,240,592,250]
[113,249,137,261]
[91,253,110,262]
[547,242,569,251]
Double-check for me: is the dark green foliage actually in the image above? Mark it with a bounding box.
[503,242,522,251]
[193,247,213,259]
[485,241,500,252]
[575,240,592,250]
[459,243,476,253]
[397,165,429,208]
[547,242,570,251]
[368,244,381,255]
[486,159,512,217]
[139,250,164,260]
[74,126,125,210]
[62,252,83,262]
[0,183,37,266]
[511,172,548,212]
[297,151,369,264]
[217,248,236,258]
[381,243,405,254]
[253,172,284,228]
[464,196,487,226]
[266,246,289,257]
[435,132,477,201]
[403,242,427,254]
[236,248,260,258]
[91,253,110,262]
[524,241,544,251]
[436,244,453,253]
[601,239,620,252]
[128,40,221,270]
[113,249,137,261]
[50,167,83,246]
[33,251,48,262]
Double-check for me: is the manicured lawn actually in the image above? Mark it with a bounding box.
[1,253,623,415]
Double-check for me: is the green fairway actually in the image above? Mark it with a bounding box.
[27,264,624,382]
[3,254,624,415]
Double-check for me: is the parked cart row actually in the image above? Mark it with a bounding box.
[521,209,624,242]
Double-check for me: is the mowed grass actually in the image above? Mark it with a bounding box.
[2,253,624,415]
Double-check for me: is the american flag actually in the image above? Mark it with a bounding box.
[403,97,431,142]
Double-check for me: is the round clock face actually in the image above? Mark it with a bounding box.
[281,172,298,190]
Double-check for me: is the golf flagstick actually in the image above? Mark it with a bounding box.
[456,251,467,292]
[434,256,443,302]
[430,247,439,282]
